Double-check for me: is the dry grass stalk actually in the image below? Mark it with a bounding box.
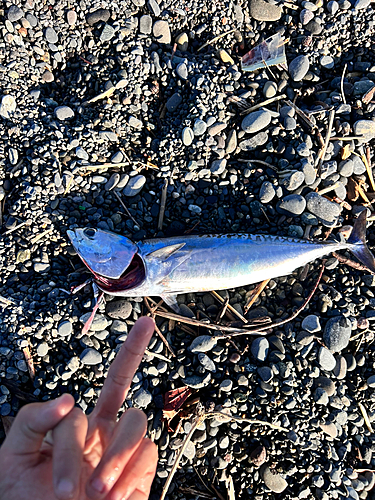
[144,348,172,363]
[83,86,115,105]
[113,190,138,226]
[30,228,53,245]
[197,29,236,52]
[240,94,286,116]
[244,279,270,313]
[283,99,316,131]
[153,322,176,358]
[158,179,169,231]
[226,476,236,500]
[362,151,375,192]
[358,402,373,433]
[211,290,248,323]
[23,346,35,380]
[317,182,342,196]
[340,63,347,105]
[317,109,335,171]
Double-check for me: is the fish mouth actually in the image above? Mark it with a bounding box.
[91,254,146,293]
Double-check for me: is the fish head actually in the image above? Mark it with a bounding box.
[67,228,139,280]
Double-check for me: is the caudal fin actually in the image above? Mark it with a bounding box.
[347,210,375,273]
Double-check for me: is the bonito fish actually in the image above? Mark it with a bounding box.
[67,211,375,312]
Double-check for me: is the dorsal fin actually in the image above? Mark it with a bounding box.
[146,243,186,261]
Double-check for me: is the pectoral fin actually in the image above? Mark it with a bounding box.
[147,243,186,261]
[161,294,180,313]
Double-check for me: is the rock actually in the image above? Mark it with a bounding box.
[289,55,310,82]
[302,315,321,333]
[354,0,371,8]
[257,366,273,382]
[183,373,211,388]
[320,55,334,69]
[100,24,115,42]
[80,348,102,365]
[318,347,336,371]
[261,465,288,493]
[176,62,188,80]
[153,20,171,44]
[211,158,227,175]
[123,175,146,197]
[139,15,152,34]
[239,131,268,151]
[305,19,323,34]
[366,375,375,387]
[353,120,375,141]
[182,127,194,146]
[7,5,24,22]
[300,9,314,24]
[305,192,341,225]
[166,93,182,112]
[42,71,54,82]
[323,316,352,352]
[217,49,234,65]
[55,106,74,121]
[259,181,275,204]
[351,155,366,175]
[0,95,16,119]
[315,376,336,396]
[277,194,306,216]
[220,379,233,392]
[314,387,329,405]
[225,129,237,154]
[282,171,305,191]
[183,441,196,460]
[263,81,277,98]
[249,0,282,21]
[67,10,77,25]
[86,8,110,26]
[175,32,188,51]
[198,353,216,372]
[128,116,143,129]
[58,320,73,337]
[147,0,161,16]
[333,355,347,379]
[241,109,271,134]
[193,119,207,136]
[133,387,152,407]
[320,423,338,439]
[327,1,339,14]
[106,300,132,319]
[189,335,217,353]
[37,343,49,357]
[207,121,226,136]
[251,337,269,362]
[44,27,58,44]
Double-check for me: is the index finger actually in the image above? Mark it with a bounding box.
[91,316,155,422]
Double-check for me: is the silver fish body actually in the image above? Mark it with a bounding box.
[67,212,375,312]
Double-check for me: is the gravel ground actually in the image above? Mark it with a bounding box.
[1,0,375,498]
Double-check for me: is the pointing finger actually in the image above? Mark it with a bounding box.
[1,394,75,457]
[90,316,155,422]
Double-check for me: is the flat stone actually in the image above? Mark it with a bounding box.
[189,335,217,353]
[220,379,233,392]
[182,127,194,146]
[147,0,160,15]
[44,27,58,43]
[315,376,336,396]
[139,15,152,34]
[80,313,109,331]
[289,55,310,82]
[123,174,146,196]
[314,387,329,405]
[198,353,216,372]
[354,0,371,8]
[300,8,314,24]
[333,355,347,379]
[128,115,143,129]
[251,337,269,362]
[302,315,321,333]
[305,19,323,34]
[367,375,375,388]
[58,320,73,337]
[183,373,211,388]
[166,93,182,112]
[339,159,354,177]
[217,49,234,65]
[37,343,49,357]
[175,32,188,51]
[67,10,77,25]
[351,155,366,175]
[323,316,352,352]
[8,5,24,22]
[153,20,171,44]
[86,8,110,26]
[353,120,375,141]
[318,347,336,371]
[208,121,226,136]
[42,70,54,82]
[100,24,115,42]
[259,181,275,204]
[306,192,341,224]
[106,300,132,320]
[257,366,273,382]
[320,422,338,438]
[261,465,288,493]
[263,81,277,98]
[193,119,207,136]
[327,1,339,13]
[249,0,282,21]
[320,55,334,69]
[55,106,74,120]
[176,62,188,80]
[241,109,271,134]
[80,348,102,365]
[0,95,16,119]
[211,158,226,175]
[133,387,152,407]
[277,194,306,216]
[239,131,268,151]
[282,171,305,191]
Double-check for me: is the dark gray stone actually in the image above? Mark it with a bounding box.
[80,348,102,365]
[86,8,110,25]
[289,55,310,82]
[323,316,352,352]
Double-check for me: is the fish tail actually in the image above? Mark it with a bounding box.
[347,210,375,273]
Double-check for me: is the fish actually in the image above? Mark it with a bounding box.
[67,211,375,313]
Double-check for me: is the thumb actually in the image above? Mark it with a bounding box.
[1,394,75,456]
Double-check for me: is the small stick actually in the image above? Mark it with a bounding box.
[332,252,375,275]
[193,466,218,499]
[82,86,115,106]
[1,221,28,237]
[197,29,236,52]
[80,162,128,171]
[158,179,168,231]
[240,94,286,115]
[113,190,138,226]
[30,228,53,245]
[144,348,172,363]
[153,322,176,358]
[0,295,17,306]
[362,83,375,105]
[216,296,230,322]
[362,150,375,192]
[329,136,365,141]
[358,402,373,433]
[244,279,270,313]
[23,347,35,380]
[211,290,248,323]
[283,99,316,130]
[317,109,335,171]
[238,158,278,172]
[340,63,347,105]
[317,182,342,196]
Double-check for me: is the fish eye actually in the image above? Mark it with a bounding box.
[83,228,96,238]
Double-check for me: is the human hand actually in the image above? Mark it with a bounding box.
[0,316,158,500]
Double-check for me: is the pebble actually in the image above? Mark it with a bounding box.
[100,24,115,42]
[80,313,108,331]
[323,316,352,352]
[241,109,271,134]
[300,9,314,24]
[353,120,375,141]
[55,106,74,121]
[251,337,269,362]
[220,379,233,392]
[106,300,132,320]
[263,81,277,98]
[327,1,339,14]
[211,158,227,175]
[198,353,216,372]
[7,5,24,22]
[302,315,321,333]
[319,423,337,439]
[367,375,375,388]
[80,348,102,365]
[128,116,143,129]
[183,373,211,389]
[318,347,336,372]
[305,192,341,225]
[176,63,188,80]
[86,8,110,26]
[166,93,182,112]
[193,119,207,136]
[261,465,288,493]
[259,181,275,204]
[133,387,152,407]
[175,32,188,51]
[42,71,54,83]
[239,131,268,150]
[333,355,347,379]
[315,376,336,396]
[277,194,306,216]
[320,55,335,69]
[153,20,171,44]
[189,335,217,353]
[123,175,146,196]
[289,55,310,82]
[182,127,194,146]
[0,95,16,119]
[67,10,77,26]
[249,0,282,21]
[147,0,161,16]
[218,49,234,65]
[58,320,73,337]
[44,27,58,44]
[37,343,49,357]
[140,15,152,34]
[314,387,329,405]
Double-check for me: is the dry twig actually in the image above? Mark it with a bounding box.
[340,63,347,105]
[158,179,168,231]
[240,94,286,116]
[23,347,35,380]
[211,290,248,324]
[244,279,270,313]
[358,402,373,433]
[113,190,138,226]
[317,109,335,171]
[197,29,236,52]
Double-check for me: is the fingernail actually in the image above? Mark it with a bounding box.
[91,478,106,494]
[56,478,75,499]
